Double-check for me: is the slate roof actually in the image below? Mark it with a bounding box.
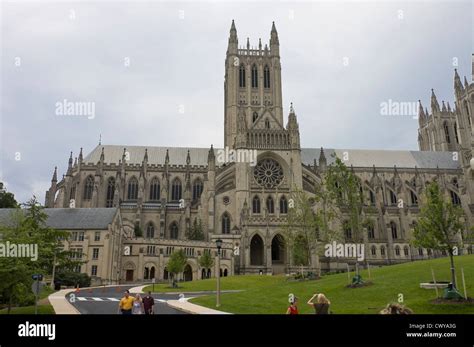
[0,208,118,230]
[82,145,460,170]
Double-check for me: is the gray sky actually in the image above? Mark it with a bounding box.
[1,0,472,204]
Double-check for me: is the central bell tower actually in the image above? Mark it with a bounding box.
[224,20,284,148]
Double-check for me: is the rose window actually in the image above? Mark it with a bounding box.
[253,159,284,189]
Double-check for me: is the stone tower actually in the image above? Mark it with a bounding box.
[224,20,284,148]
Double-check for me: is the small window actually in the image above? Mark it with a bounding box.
[418,247,423,256]
[390,222,398,239]
[91,265,98,276]
[265,119,270,129]
[94,232,100,242]
[106,177,115,207]
[380,246,386,256]
[266,196,274,214]
[146,223,155,239]
[395,245,400,256]
[149,177,160,201]
[78,232,84,241]
[251,65,258,88]
[83,176,94,200]
[389,190,397,205]
[279,196,288,214]
[371,246,377,256]
[192,179,203,201]
[253,112,258,123]
[367,225,375,239]
[222,213,231,234]
[239,64,246,88]
[92,248,99,260]
[264,65,270,89]
[252,196,261,214]
[170,223,179,239]
[410,190,418,206]
[171,178,182,201]
[404,246,409,256]
[127,177,138,200]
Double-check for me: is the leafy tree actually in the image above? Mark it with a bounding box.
[186,218,204,241]
[325,157,372,266]
[0,197,81,312]
[413,182,464,289]
[198,251,214,278]
[0,182,18,208]
[283,188,319,269]
[166,249,188,285]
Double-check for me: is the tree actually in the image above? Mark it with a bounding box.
[186,218,204,241]
[283,188,319,270]
[325,157,372,269]
[166,250,188,285]
[198,251,214,279]
[0,197,81,312]
[0,182,18,208]
[413,182,464,290]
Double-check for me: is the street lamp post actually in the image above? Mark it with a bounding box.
[216,239,222,308]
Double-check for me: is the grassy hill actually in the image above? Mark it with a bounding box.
[145,255,474,314]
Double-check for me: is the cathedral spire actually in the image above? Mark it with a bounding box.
[270,21,279,55]
[454,68,464,94]
[227,19,238,55]
[51,166,58,182]
[79,147,83,163]
[431,89,440,113]
[143,148,148,162]
[418,100,425,126]
[441,100,447,112]
[186,149,191,165]
[464,76,469,88]
[100,147,105,162]
[208,144,216,171]
[68,151,73,169]
[319,147,327,171]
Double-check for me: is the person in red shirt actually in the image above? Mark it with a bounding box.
[286,296,299,314]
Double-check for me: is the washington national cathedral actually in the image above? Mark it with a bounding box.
[44,21,474,284]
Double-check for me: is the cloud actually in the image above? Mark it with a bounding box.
[1,0,472,203]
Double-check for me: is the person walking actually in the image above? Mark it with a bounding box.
[132,294,144,314]
[307,293,331,314]
[118,290,134,315]
[142,291,155,315]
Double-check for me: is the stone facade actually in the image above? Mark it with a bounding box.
[45,21,474,279]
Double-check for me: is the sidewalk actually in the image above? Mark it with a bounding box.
[167,299,231,314]
[48,289,80,314]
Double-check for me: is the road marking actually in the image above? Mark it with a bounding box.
[107,298,119,301]
[77,297,87,301]
[92,297,104,301]
[155,299,166,303]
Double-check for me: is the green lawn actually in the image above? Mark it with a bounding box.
[0,285,56,315]
[147,255,474,314]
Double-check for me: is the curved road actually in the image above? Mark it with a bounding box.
[66,286,186,314]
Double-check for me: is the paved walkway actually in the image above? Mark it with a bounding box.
[167,298,231,314]
[48,289,80,314]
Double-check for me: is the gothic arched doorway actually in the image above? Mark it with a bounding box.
[250,234,264,266]
[183,264,193,282]
[271,234,285,264]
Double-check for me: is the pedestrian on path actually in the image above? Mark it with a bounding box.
[143,291,155,315]
[132,294,144,314]
[118,290,134,315]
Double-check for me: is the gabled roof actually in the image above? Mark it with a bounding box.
[82,145,460,170]
[0,208,119,230]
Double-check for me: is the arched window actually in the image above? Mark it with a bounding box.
[222,213,231,234]
[83,176,94,200]
[343,221,352,240]
[452,178,459,189]
[70,185,76,201]
[171,178,182,201]
[454,122,459,144]
[106,177,115,207]
[450,190,461,205]
[127,177,138,200]
[251,64,258,88]
[418,247,423,256]
[367,225,375,239]
[170,223,179,239]
[404,246,409,256]
[389,190,397,205]
[371,246,377,256]
[149,177,160,201]
[252,196,261,214]
[144,267,149,280]
[239,64,246,88]
[443,122,451,144]
[390,221,398,239]
[266,196,274,214]
[252,111,258,123]
[264,65,270,88]
[380,245,386,256]
[265,118,270,129]
[279,196,288,214]
[192,178,203,201]
[369,190,376,205]
[395,245,400,256]
[410,190,418,206]
[146,223,155,239]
